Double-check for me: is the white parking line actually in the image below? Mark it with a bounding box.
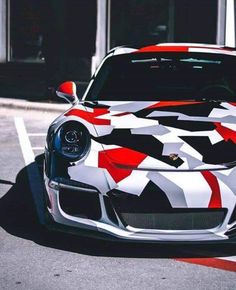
[14,117,35,165]
[32,147,45,150]
[14,117,45,224]
[181,249,236,265]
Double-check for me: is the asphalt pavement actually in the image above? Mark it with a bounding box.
[0,97,69,113]
[0,101,236,290]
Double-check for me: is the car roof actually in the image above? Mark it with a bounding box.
[110,43,236,57]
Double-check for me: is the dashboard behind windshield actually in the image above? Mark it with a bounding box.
[86,52,236,101]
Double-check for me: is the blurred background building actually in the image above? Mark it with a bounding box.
[0,0,235,99]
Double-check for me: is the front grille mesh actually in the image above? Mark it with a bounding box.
[121,210,226,230]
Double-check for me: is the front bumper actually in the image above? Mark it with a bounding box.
[43,176,236,243]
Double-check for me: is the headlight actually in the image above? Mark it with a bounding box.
[54,121,90,161]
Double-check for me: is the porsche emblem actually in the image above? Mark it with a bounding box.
[169,153,179,161]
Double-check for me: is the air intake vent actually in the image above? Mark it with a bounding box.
[59,188,101,220]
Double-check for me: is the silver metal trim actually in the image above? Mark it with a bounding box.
[58,183,98,193]
[49,179,98,193]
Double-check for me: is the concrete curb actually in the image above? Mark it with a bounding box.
[0,97,70,113]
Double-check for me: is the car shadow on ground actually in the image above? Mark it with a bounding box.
[0,154,236,259]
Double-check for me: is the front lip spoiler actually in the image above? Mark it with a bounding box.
[43,212,236,245]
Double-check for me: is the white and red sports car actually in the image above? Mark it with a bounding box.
[43,43,236,242]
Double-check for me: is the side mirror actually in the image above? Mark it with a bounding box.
[56,81,79,104]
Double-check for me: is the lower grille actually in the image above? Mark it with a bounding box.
[120,210,226,230]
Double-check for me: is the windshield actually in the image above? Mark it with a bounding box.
[86,52,236,101]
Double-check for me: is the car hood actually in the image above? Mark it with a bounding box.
[68,100,236,171]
